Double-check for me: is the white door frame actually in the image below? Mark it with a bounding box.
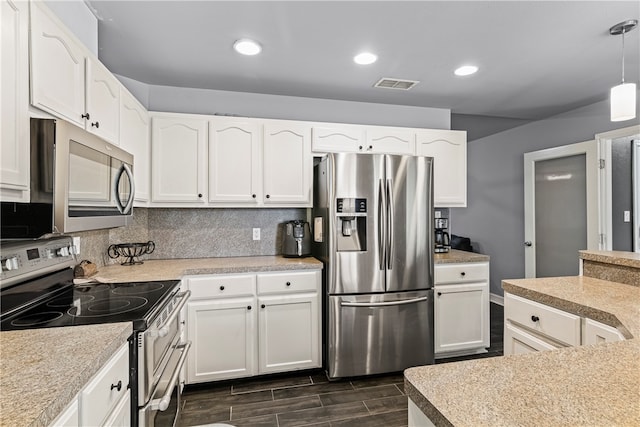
[523,140,599,278]
[595,125,640,251]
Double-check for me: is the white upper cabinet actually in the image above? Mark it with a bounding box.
[85,58,120,144]
[311,125,365,153]
[151,114,207,203]
[262,121,312,205]
[119,89,150,203]
[30,0,86,127]
[416,129,467,207]
[365,127,415,154]
[0,0,30,202]
[209,118,261,204]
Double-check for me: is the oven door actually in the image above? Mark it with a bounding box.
[139,290,191,404]
[139,339,191,427]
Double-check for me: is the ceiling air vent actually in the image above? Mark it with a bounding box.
[374,78,419,90]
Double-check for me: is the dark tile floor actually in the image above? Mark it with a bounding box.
[178,302,504,427]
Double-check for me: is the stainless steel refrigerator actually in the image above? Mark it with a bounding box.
[312,153,434,379]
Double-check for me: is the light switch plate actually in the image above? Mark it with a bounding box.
[624,211,631,223]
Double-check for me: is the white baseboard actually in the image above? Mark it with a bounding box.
[489,293,504,306]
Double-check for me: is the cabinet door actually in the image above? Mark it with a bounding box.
[102,390,130,427]
[0,0,29,201]
[311,125,363,153]
[583,318,625,345]
[416,130,467,207]
[30,0,85,126]
[504,323,559,355]
[85,58,120,144]
[365,127,415,154]
[258,293,320,374]
[186,298,257,383]
[119,90,150,202]
[209,118,261,203]
[151,115,207,203]
[262,121,312,205]
[434,282,489,354]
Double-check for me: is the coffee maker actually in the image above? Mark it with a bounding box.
[434,218,450,253]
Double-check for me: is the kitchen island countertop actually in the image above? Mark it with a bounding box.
[405,275,640,426]
[0,323,132,427]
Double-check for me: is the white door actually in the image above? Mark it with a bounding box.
[311,125,363,153]
[209,118,261,203]
[258,293,320,374]
[524,141,599,278]
[186,298,256,383]
[503,323,558,355]
[85,58,120,144]
[365,127,415,154]
[119,90,150,203]
[262,121,312,205]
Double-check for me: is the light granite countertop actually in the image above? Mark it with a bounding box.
[434,249,489,264]
[0,323,132,427]
[580,249,640,269]
[95,255,323,283]
[405,275,640,426]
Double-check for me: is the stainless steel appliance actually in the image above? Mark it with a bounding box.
[312,153,434,379]
[0,236,190,427]
[434,218,451,253]
[0,118,134,239]
[282,220,312,257]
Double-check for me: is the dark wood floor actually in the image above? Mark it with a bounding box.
[178,302,504,427]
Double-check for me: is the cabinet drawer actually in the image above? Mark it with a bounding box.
[435,262,488,284]
[80,343,129,427]
[257,271,319,295]
[504,293,580,346]
[187,274,256,299]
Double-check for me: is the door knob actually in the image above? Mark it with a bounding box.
[524,241,532,247]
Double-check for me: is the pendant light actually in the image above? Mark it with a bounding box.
[609,20,637,122]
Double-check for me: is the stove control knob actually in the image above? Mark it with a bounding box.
[44,249,54,259]
[3,257,19,271]
[57,247,70,257]
[68,245,78,255]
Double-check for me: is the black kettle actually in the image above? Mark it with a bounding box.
[282,220,312,257]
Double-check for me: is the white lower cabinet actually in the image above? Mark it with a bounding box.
[185,270,321,384]
[49,342,129,427]
[503,293,626,355]
[434,262,489,357]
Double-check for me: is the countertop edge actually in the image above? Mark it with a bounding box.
[579,250,640,269]
[404,377,453,427]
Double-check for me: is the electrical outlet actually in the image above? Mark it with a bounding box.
[253,228,261,241]
[72,236,81,255]
[624,211,631,223]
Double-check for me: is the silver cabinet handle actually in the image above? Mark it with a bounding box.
[341,297,427,307]
[146,341,191,412]
[148,291,191,339]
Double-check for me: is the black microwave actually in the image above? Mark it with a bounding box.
[1,119,134,239]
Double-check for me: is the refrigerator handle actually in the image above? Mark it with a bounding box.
[378,178,386,271]
[340,297,428,307]
[386,178,394,270]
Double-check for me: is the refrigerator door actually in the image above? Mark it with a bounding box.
[327,290,434,379]
[385,155,433,292]
[329,153,386,294]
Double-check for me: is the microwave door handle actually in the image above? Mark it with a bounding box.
[146,341,191,412]
[114,164,135,214]
[147,291,191,339]
[122,163,135,214]
[114,165,126,214]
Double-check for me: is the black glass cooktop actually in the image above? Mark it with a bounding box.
[0,268,180,332]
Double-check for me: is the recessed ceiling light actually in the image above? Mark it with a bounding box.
[454,65,478,76]
[354,52,378,65]
[233,39,262,56]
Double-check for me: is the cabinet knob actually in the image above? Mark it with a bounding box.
[198,193,203,198]
[359,145,363,150]
[261,304,266,309]
[110,380,122,392]
[368,145,373,150]
[437,292,442,296]
[91,121,100,128]
[81,113,90,120]
[460,272,466,276]
[219,285,225,291]
[252,194,256,198]
[265,194,270,199]
[531,315,540,322]
[286,281,291,286]
[247,305,252,310]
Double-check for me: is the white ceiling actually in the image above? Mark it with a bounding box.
[89,1,640,121]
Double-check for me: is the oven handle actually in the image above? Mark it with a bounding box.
[148,290,191,339]
[146,341,191,412]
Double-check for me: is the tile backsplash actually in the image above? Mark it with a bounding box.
[72,208,307,266]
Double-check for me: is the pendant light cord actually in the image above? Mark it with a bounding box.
[621,29,626,84]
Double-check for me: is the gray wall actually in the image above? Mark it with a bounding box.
[612,136,634,251]
[450,94,640,297]
[44,0,97,55]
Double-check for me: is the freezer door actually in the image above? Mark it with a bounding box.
[330,153,386,294]
[385,155,433,292]
[327,291,434,379]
